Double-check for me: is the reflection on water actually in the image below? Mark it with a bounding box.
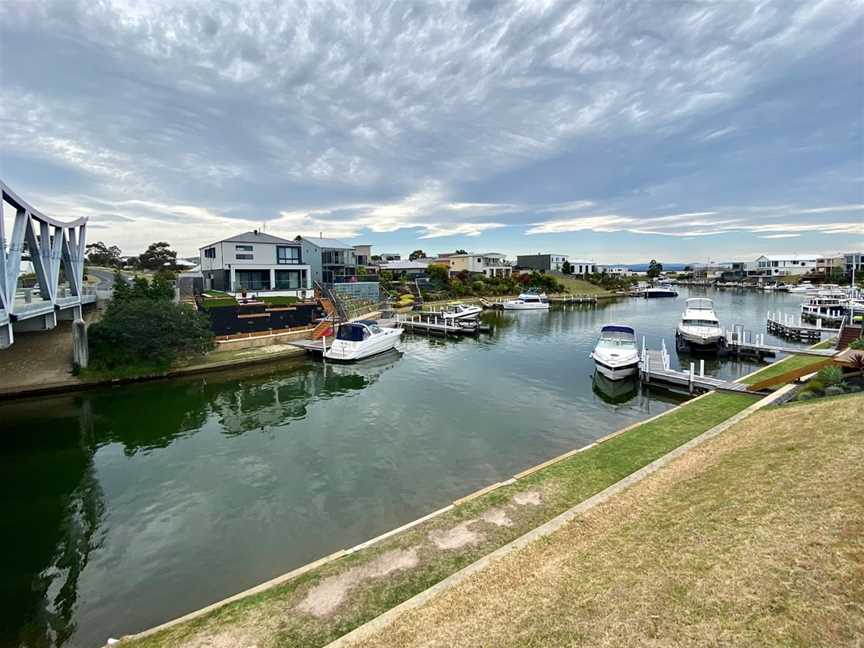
[0,288,810,647]
[592,372,640,405]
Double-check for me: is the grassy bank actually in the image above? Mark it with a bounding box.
[123,391,757,648]
[548,273,617,296]
[740,353,830,386]
[357,394,864,648]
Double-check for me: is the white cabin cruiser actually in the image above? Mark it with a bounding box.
[502,289,549,310]
[676,298,724,352]
[801,290,848,322]
[440,302,483,320]
[590,324,640,380]
[643,284,679,298]
[323,320,403,362]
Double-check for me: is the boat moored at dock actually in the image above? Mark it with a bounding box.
[502,289,550,310]
[643,284,679,298]
[676,298,724,352]
[323,320,403,362]
[590,324,640,380]
[439,302,483,320]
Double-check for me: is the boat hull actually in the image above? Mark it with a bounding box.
[324,329,403,362]
[593,359,639,380]
[676,328,724,352]
[502,301,549,310]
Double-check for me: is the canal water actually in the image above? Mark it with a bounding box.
[1,288,810,647]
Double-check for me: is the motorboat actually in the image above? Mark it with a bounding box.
[676,298,724,352]
[590,324,640,380]
[323,320,403,362]
[440,302,483,320]
[502,289,549,310]
[643,284,679,298]
[800,290,848,322]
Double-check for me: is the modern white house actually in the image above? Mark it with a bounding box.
[754,254,818,277]
[570,259,597,275]
[601,265,634,276]
[199,231,312,296]
[445,252,512,278]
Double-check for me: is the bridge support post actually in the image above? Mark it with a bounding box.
[73,316,88,370]
[0,322,12,349]
[14,311,57,331]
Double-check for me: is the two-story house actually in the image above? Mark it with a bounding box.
[754,254,818,278]
[517,253,570,272]
[445,252,512,278]
[296,236,358,284]
[199,231,312,296]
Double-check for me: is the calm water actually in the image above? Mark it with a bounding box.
[0,288,809,647]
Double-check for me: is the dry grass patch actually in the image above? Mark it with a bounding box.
[355,395,864,648]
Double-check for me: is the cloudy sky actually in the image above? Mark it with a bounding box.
[1,0,862,262]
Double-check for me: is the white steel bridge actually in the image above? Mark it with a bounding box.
[1,179,94,358]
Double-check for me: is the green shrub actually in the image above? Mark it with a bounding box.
[816,366,843,387]
[801,379,825,394]
[89,299,214,371]
[849,338,864,351]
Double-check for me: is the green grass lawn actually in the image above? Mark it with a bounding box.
[548,273,615,295]
[125,391,757,648]
[262,296,299,306]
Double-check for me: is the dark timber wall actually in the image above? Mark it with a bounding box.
[205,302,321,336]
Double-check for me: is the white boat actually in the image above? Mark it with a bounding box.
[676,298,724,351]
[502,289,549,310]
[590,324,640,380]
[440,302,483,320]
[323,320,403,362]
[801,290,848,322]
[643,285,679,298]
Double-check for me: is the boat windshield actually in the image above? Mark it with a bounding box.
[682,319,719,327]
[597,334,636,349]
[336,325,369,341]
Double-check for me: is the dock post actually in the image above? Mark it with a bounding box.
[689,362,695,393]
[322,334,327,359]
[699,359,705,377]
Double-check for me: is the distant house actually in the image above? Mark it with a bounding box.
[199,230,311,295]
[353,244,373,266]
[379,259,430,278]
[569,259,597,275]
[296,236,358,284]
[844,252,864,278]
[445,252,512,278]
[517,254,569,272]
[754,254,818,277]
[600,265,633,276]
[378,252,401,262]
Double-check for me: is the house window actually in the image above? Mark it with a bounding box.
[235,244,254,260]
[204,248,216,258]
[277,246,300,264]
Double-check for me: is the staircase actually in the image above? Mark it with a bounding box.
[837,323,863,350]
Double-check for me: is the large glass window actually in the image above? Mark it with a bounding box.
[277,246,301,264]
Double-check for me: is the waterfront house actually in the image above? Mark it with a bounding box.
[376,252,402,263]
[844,252,863,279]
[199,231,312,296]
[600,265,633,276]
[570,259,597,275]
[445,252,512,278]
[754,254,818,278]
[379,259,431,279]
[353,244,373,266]
[296,236,358,284]
[517,253,569,272]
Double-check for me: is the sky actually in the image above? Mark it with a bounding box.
[0,0,862,263]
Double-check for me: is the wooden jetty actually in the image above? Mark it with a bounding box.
[394,313,493,337]
[766,311,840,342]
[639,339,752,394]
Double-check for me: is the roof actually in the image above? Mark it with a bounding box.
[200,231,297,248]
[381,260,430,270]
[447,252,506,258]
[757,254,818,261]
[299,236,354,249]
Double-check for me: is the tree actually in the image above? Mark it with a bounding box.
[409,249,427,261]
[647,259,663,279]
[86,241,122,267]
[426,263,449,285]
[561,260,573,275]
[454,249,467,255]
[90,272,212,372]
[137,242,177,270]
